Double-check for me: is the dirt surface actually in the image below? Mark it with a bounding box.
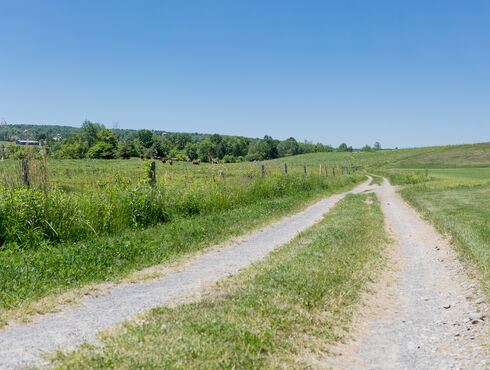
[0,179,375,369]
[326,179,489,369]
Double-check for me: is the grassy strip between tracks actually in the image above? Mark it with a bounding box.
[0,175,363,326]
[52,193,387,369]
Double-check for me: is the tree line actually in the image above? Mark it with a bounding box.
[0,121,381,161]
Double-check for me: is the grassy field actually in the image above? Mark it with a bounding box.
[0,141,488,323]
[0,168,363,324]
[51,193,387,368]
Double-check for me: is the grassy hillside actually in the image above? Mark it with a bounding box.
[269,142,490,169]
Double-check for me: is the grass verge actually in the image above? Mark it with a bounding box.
[0,176,364,326]
[51,193,387,368]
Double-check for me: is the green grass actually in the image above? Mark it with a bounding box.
[0,175,363,321]
[51,193,387,368]
[401,183,490,288]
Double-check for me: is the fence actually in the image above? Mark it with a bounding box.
[0,158,360,192]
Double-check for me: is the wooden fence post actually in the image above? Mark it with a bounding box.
[284,163,287,174]
[21,158,29,188]
[261,164,265,175]
[319,164,322,175]
[332,167,335,176]
[150,161,156,187]
[304,164,307,175]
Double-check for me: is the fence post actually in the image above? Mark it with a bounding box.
[319,164,322,175]
[150,161,156,187]
[332,167,335,176]
[284,163,287,174]
[304,164,307,175]
[21,158,29,188]
[261,164,265,175]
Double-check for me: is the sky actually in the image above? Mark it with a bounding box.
[1,0,489,148]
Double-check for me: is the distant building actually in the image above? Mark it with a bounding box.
[162,132,168,138]
[53,134,63,141]
[16,140,39,146]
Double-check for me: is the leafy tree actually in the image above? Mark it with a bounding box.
[337,143,349,152]
[137,129,154,148]
[81,120,104,146]
[361,144,372,152]
[184,142,198,160]
[197,139,215,162]
[169,133,192,150]
[373,141,381,150]
[87,129,117,159]
[277,137,300,157]
[117,138,137,159]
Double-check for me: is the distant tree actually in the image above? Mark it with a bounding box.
[117,138,137,159]
[184,142,198,160]
[277,137,300,157]
[87,129,117,159]
[169,133,192,150]
[373,141,381,150]
[81,120,104,146]
[197,139,215,162]
[337,143,349,152]
[137,129,154,148]
[361,144,372,152]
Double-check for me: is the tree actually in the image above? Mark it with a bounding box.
[169,133,192,150]
[117,138,137,159]
[373,141,381,150]
[81,120,104,146]
[361,144,372,152]
[277,137,300,157]
[337,143,348,152]
[137,129,154,148]
[197,139,215,162]
[184,142,198,160]
[87,129,117,159]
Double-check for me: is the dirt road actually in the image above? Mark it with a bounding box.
[329,179,488,369]
[0,179,375,369]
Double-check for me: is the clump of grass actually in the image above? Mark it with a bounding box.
[51,193,387,368]
[377,170,430,185]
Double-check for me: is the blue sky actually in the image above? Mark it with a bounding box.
[1,0,489,148]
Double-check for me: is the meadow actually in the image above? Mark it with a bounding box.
[0,156,363,322]
[0,141,488,321]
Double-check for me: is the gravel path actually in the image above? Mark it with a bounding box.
[0,179,374,369]
[339,179,488,369]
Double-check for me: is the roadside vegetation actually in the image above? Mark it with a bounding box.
[0,165,362,323]
[52,193,387,368]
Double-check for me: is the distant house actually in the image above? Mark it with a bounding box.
[53,134,63,141]
[162,132,168,138]
[16,140,39,146]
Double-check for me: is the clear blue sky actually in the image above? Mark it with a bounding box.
[1,0,489,148]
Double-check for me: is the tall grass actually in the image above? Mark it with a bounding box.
[0,173,358,251]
